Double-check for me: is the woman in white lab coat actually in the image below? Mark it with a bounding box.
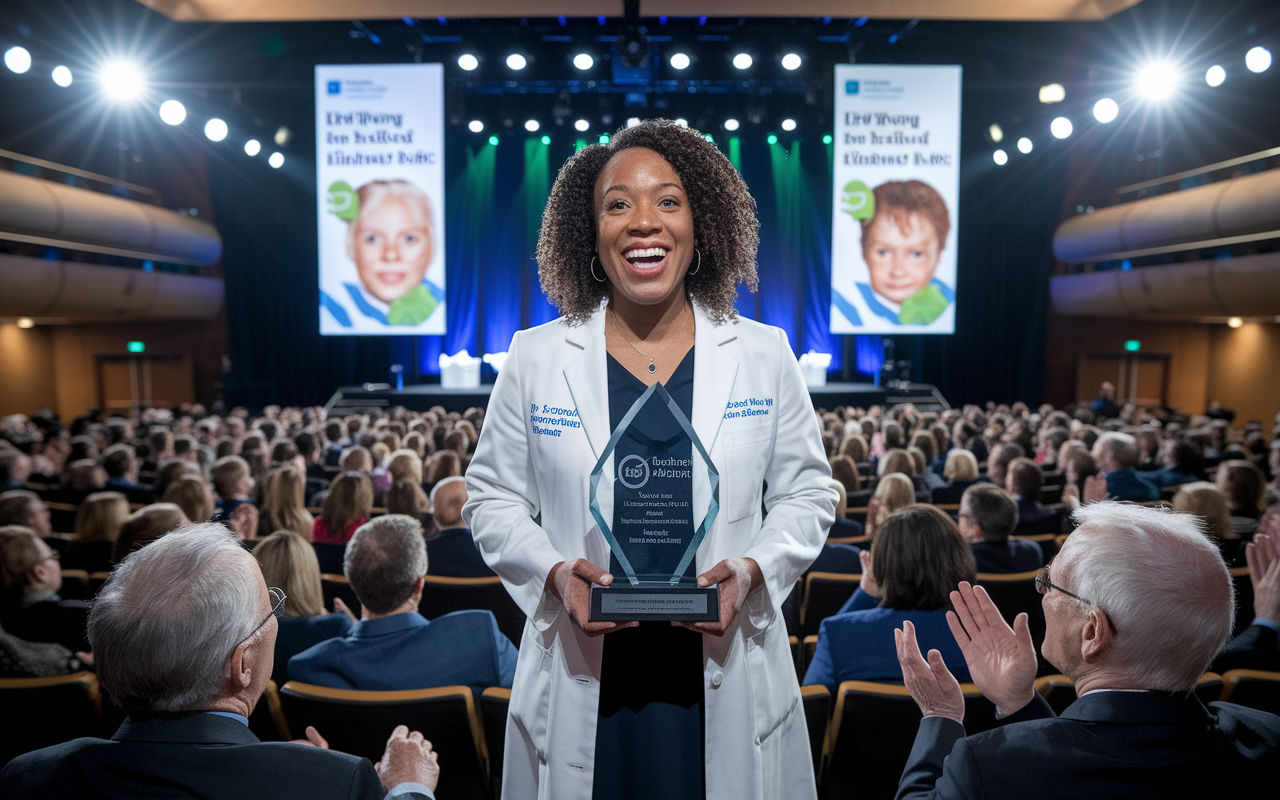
[463,120,837,800]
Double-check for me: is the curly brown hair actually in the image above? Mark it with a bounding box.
[536,119,760,324]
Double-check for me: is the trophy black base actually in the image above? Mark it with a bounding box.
[589,582,720,622]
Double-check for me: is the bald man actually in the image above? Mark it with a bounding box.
[425,478,493,578]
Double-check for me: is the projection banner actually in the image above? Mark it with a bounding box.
[830,64,961,334]
[316,63,446,336]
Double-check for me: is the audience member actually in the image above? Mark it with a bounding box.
[259,465,315,540]
[151,458,199,500]
[0,526,90,651]
[826,475,865,539]
[1090,432,1159,501]
[829,454,861,498]
[986,443,1024,491]
[289,514,517,694]
[1149,439,1206,488]
[0,523,439,800]
[252,530,355,685]
[930,449,982,505]
[1006,457,1058,535]
[867,472,916,537]
[0,447,32,492]
[102,443,151,498]
[1218,459,1267,536]
[424,478,493,578]
[960,484,1043,573]
[1089,380,1120,418]
[0,490,52,537]
[313,472,373,544]
[893,502,1280,798]
[212,455,256,517]
[0,622,92,678]
[804,506,974,693]
[163,474,217,524]
[1213,521,1280,673]
[809,480,863,575]
[111,503,191,563]
[68,491,129,572]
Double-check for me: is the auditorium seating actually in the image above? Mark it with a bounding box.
[279,681,490,800]
[1220,669,1280,716]
[418,575,526,647]
[321,572,362,616]
[480,687,510,790]
[800,572,862,638]
[801,684,831,776]
[972,571,1046,665]
[0,671,106,766]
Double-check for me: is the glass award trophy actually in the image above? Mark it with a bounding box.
[588,381,720,621]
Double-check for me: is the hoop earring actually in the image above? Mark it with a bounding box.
[590,256,607,282]
[687,248,701,276]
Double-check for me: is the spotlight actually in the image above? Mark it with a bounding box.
[4,46,31,74]
[1017,137,1033,154]
[274,126,292,146]
[1227,316,1243,328]
[1038,83,1065,104]
[158,100,187,126]
[1093,98,1119,123]
[541,135,550,145]
[244,139,261,156]
[468,120,484,132]
[1205,65,1226,87]
[51,66,73,87]
[993,149,1008,166]
[268,152,284,168]
[674,118,688,128]
[574,118,590,132]
[488,135,499,145]
[573,53,594,70]
[781,118,797,131]
[524,119,539,132]
[767,134,778,145]
[988,123,1003,143]
[724,118,740,131]
[16,318,34,329]
[101,61,144,101]
[458,54,478,71]
[781,53,801,71]
[670,53,690,70]
[733,53,753,70]
[1136,62,1178,100]
[204,118,229,142]
[627,117,640,128]
[1050,117,1073,139]
[506,54,527,70]
[1246,46,1272,73]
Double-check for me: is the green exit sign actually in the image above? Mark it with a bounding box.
[1123,340,1141,352]
[127,341,145,353]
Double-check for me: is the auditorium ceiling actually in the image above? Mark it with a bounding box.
[132,0,1147,23]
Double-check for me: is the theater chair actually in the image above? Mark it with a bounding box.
[801,684,831,777]
[0,671,106,766]
[480,687,510,792]
[1220,670,1280,716]
[249,680,290,742]
[1011,532,1060,563]
[973,571,1047,672]
[1230,567,1254,638]
[783,578,803,638]
[58,568,90,601]
[800,572,861,639]
[1035,673,1225,716]
[418,575,526,648]
[820,680,998,800]
[321,573,362,617]
[311,542,347,575]
[279,682,489,800]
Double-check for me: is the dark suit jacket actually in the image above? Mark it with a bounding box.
[1012,497,1061,536]
[0,596,90,652]
[288,610,517,696]
[1213,622,1280,674]
[1104,467,1160,502]
[898,691,1280,799]
[0,712,432,799]
[970,539,1044,574]
[425,527,495,578]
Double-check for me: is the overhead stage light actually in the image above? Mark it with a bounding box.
[574,118,590,131]
[506,54,527,70]
[733,53,752,70]
[993,149,1008,166]
[724,118,740,131]
[781,53,801,71]
[1017,137,1033,154]
[1205,65,1226,87]
[1136,62,1178,100]
[468,120,484,132]
[51,65,73,87]
[4,47,31,74]
[268,152,284,168]
[274,126,292,146]
[988,123,1003,143]
[781,118,796,131]
[1227,316,1243,328]
[524,119,539,132]
[204,118,228,142]
[1038,83,1065,104]
[1093,97,1119,123]
[1246,46,1272,73]
[244,139,261,156]
[101,61,144,101]
[16,318,34,329]
[670,53,690,70]
[458,54,478,71]
[159,100,186,126]
[573,53,593,70]
[1050,117,1073,139]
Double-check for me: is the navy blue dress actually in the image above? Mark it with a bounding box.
[592,350,704,800]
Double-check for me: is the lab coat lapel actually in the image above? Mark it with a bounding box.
[562,310,610,460]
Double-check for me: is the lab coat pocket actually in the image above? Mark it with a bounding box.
[722,425,773,523]
[743,625,799,745]
[509,636,556,763]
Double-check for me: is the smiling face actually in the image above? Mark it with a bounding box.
[861,211,942,305]
[350,195,435,304]
[594,147,696,312]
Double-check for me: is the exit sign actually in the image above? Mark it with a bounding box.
[1123,340,1140,352]
[127,341,145,353]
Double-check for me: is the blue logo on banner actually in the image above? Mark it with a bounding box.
[846,80,860,95]
[327,81,341,95]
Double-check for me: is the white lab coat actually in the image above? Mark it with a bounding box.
[463,303,837,800]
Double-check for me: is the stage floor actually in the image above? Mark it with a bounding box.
[326,381,890,415]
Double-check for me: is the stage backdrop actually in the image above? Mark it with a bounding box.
[830,64,961,335]
[315,63,446,336]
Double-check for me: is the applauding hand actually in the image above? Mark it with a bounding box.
[946,581,1038,717]
[895,620,965,724]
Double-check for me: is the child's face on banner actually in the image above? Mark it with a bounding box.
[351,196,434,303]
[862,211,941,304]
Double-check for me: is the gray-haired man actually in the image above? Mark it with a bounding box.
[0,523,440,800]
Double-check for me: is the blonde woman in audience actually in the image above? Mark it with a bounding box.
[68,491,129,571]
[931,448,982,505]
[259,465,315,540]
[867,472,916,537]
[312,472,373,544]
[878,448,916,479]
[110,503,190,562]
[1173,481,1243,565]
[1217,460,1267,536]
[424,450,461,492]
[387,449,425,486]
[251,530,355,684]
[839,434,869,465]
[162,475,216,523]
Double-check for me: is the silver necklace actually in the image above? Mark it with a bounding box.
[609,308,691,374]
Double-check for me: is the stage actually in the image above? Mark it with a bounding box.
[324,381,948,416]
